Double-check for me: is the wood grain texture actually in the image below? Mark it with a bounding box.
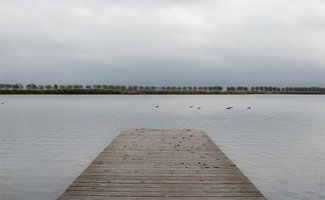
[58,129,266,200]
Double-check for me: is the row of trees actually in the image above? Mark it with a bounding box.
[0,84,324,94]
[226,86,325,93]
[0,84,223,92]
[249,86,325,93]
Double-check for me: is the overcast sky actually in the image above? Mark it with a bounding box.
[1,0,324,86]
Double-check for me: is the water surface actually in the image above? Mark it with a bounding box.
[0,95,324,200]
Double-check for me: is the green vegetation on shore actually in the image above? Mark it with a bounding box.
[0,84,324,95]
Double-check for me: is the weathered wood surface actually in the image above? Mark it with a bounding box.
[59,129,266,200]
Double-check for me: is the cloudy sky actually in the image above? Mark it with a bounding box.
[1,0,324,86]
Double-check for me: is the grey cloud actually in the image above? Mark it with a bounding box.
[1,0,324,86]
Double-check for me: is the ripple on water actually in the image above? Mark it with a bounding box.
[0,95,324,200]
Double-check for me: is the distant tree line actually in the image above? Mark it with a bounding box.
[226,86,324,94]
[0,84,324,94]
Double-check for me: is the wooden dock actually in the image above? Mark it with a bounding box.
[59,129,266,200]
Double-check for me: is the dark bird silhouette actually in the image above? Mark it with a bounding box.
[226,106,233,110]
[155,105,159,108]
[247,107,251,109]
[197,106,201,109]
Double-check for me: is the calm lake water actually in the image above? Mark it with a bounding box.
[0,95,324,200]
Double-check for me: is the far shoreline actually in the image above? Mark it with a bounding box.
[1,91,324,95]
[1,85,324,95]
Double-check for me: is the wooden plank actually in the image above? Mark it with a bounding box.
[59,197,266,200]
[58,129,266,200]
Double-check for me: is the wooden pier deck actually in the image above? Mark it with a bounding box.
[59,129,266,200]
